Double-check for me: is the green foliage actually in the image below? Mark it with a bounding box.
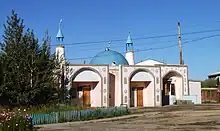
[20,104,88,114]
[0,111,34,131]
[201,78,217,88]
[0,10,61,107]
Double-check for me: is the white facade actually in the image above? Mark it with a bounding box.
[55,45,65,65]
[186,80,202,104]
[55,27,200,107]
[125,51,135,65]
[136,59,164,65]
[63,62,190,107]
[65,65,109,107]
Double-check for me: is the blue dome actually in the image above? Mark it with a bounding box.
[90,49,129,65]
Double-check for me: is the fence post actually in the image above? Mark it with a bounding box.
[55,112,59,123]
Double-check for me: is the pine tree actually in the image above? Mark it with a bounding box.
[0,10,26,106]
[33,31,59,105]
[0,11,60,107]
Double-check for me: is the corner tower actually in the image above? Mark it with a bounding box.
[125,32,135,65]
[55,19,65,64]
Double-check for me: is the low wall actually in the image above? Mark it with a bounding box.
[183,95,199,104]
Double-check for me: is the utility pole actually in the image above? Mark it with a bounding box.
[178,22,184,65]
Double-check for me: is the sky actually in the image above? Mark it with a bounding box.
[1,0,220,80]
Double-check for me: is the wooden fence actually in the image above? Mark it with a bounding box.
[201,88,220,103]
[30,106,129,125]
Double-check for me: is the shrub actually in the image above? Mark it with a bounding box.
[13,104,88,114]
[0,110,34,131]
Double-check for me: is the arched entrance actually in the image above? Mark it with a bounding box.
[162,71,183,106]
[70,68,102,107]
[109,73,115,106]
[129,69,155,107]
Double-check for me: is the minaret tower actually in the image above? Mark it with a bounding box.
[125,32,135,65]
[55,19,65,65]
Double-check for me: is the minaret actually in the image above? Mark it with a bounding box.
[125,32,135,65]
[55,19,65,65]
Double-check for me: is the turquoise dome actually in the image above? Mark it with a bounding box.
[90,49,129,65]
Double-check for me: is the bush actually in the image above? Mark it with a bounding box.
[0,110,34,131]
[12,104,88,114]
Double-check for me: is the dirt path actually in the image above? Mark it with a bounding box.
[39,104,220,131]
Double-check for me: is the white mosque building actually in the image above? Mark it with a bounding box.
[55,22,201,107]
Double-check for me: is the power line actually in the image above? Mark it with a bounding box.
[73,39,180,52]
[67,34,220,61]
[51,28,220,47]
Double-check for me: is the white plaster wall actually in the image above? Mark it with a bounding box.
[122,66,160,107]
[171,77,183,100]
[125,52,135,65]
[118,65,123,106]
[134,89,137,107]
[73,70,101,107]
[143,82,154,106]
[136,59,164,66]
[55,46,65,64]
[189,80,201,104]
[74,71,100,81]
[109,67,121,107]
[115,71,120,106]
[161,65,188,97]
[66,65,109,107]
[131,71,155,107]
[90,83,101,107]
[78,91,83,104]
[131,72,153,81]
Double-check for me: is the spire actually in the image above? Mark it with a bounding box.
[126,32,133,52]
[126,32,133,44]
[56,19,64,42]
[125,32,135,65]
[105,41,111,51]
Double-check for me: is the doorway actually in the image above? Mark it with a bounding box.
[137,87,144,107]
[162,80,170,106]
[83,88,90,106]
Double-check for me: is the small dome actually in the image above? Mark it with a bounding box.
[90,49,129,65]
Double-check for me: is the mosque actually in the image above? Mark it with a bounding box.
[55,21,201,107]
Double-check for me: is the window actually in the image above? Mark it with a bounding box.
[77,86,83,91]
[157,95,159,102]
[104,77,106,84]
[124,77,127,84]
[70,87,77,99]
[156,77,159,84]
[124,96,128,103]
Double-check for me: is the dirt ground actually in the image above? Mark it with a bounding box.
[39,104,220,131]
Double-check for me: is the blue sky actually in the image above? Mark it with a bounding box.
[1,0,220,80]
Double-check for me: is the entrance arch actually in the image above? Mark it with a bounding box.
[162,71,183,106]
[129,69,155,107]
[70,67,102,107]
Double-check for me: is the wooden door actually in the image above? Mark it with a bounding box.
[83,88,90,106]
[137,87,143,107]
